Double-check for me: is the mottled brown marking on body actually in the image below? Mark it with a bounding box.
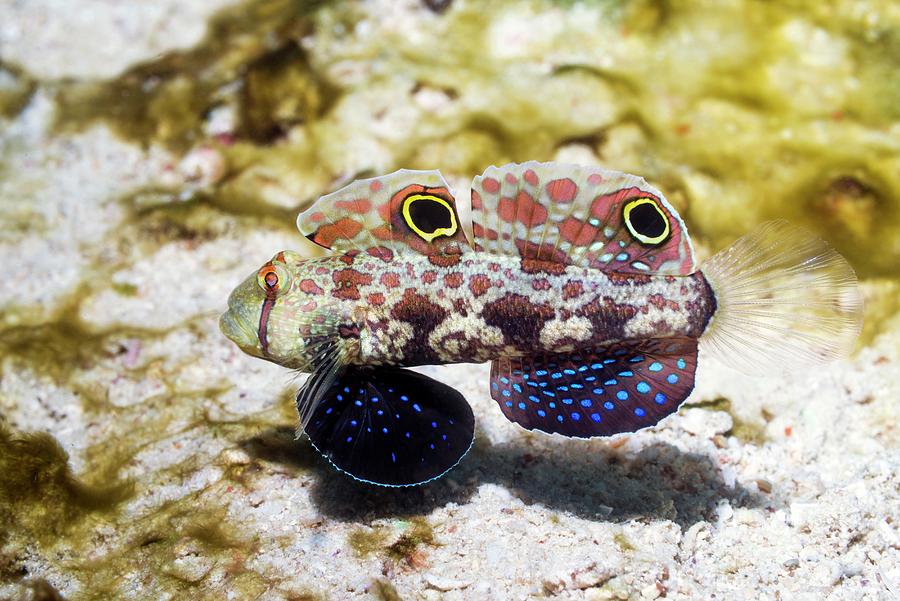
[367,246,394,262]
[452,298,468,315]
[367,292,385,306]
[339,249,360,265]
[380,272,401,288]
[428,254,462,268]
[562,281,584,300]
[469,274,491,297]
[299,279,323,295]
[531,278,551,291]
[338,324,361,338]
[332,268,373,300]
[390,289,448,362]
[481,293,555,347]
[686,273,717,336]
[444,273,464,288]
[607,272,651,286]
[575,297,636,340]
[520,258,567,276]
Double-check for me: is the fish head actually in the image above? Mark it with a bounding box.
[220,250,334,369]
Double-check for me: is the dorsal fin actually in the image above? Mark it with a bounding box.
[297,170,471,257]
[470,162,696,275]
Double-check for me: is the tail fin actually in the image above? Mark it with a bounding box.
[700,220,863,375]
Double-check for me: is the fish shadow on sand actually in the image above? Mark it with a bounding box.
[239,425,768,529]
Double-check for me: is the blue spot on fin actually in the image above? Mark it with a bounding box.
[489,338,699,438]
[303,366,474,487]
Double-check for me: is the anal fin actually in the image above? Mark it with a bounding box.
[490,338,698,438]
[303,367,475,486]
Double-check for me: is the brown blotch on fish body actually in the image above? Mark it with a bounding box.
[380,272,401,288]
[428,254,462,268]
[469,274,491,297]
[481,293,555,348]
[607,272,651,286]
[390,289,448,363]
[339,324,361,338]
[576,297,637,340]
[299,279,324,295]
[531,278,551,291]
[332,268,373,300]
[562,281,584,300]
[520,258,567,276]
[367,246,394,262]
[444,273,464,288]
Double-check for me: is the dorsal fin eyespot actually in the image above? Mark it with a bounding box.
[471,162,696,276]
[623,197,670,245]
[297,170,471,257]
[396,189,458,243]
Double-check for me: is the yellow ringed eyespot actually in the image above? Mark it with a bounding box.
[623,198,670,245]
[401,194,458,242]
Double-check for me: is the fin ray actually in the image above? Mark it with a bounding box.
[700,220,862,374]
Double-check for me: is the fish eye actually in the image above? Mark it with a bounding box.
[623,198,670,245]
[257,264,290,293]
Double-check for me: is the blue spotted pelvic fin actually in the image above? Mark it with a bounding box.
[490,338,698,438]
[296,170,471,257]
[303,366,475,487]
[470,162,696,275]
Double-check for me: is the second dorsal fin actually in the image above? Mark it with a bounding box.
[470,162,696,275]
[297,170,472,257]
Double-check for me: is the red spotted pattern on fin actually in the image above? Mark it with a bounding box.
[298,170,472,256]
[471,162,696,275]
[490,338,698,438]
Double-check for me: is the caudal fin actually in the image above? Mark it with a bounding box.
[700,220,863,375]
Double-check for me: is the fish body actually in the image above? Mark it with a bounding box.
[226,252,714,367]
[220,162,862,486]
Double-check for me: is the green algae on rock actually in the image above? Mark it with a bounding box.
[0,62,36,119]
[53,0,326,152]
[0,425,134,543]
[684,397,767,446]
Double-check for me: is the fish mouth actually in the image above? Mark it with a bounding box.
[219,308,260,353]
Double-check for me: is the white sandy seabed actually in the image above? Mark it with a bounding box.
[0,1,898,600]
